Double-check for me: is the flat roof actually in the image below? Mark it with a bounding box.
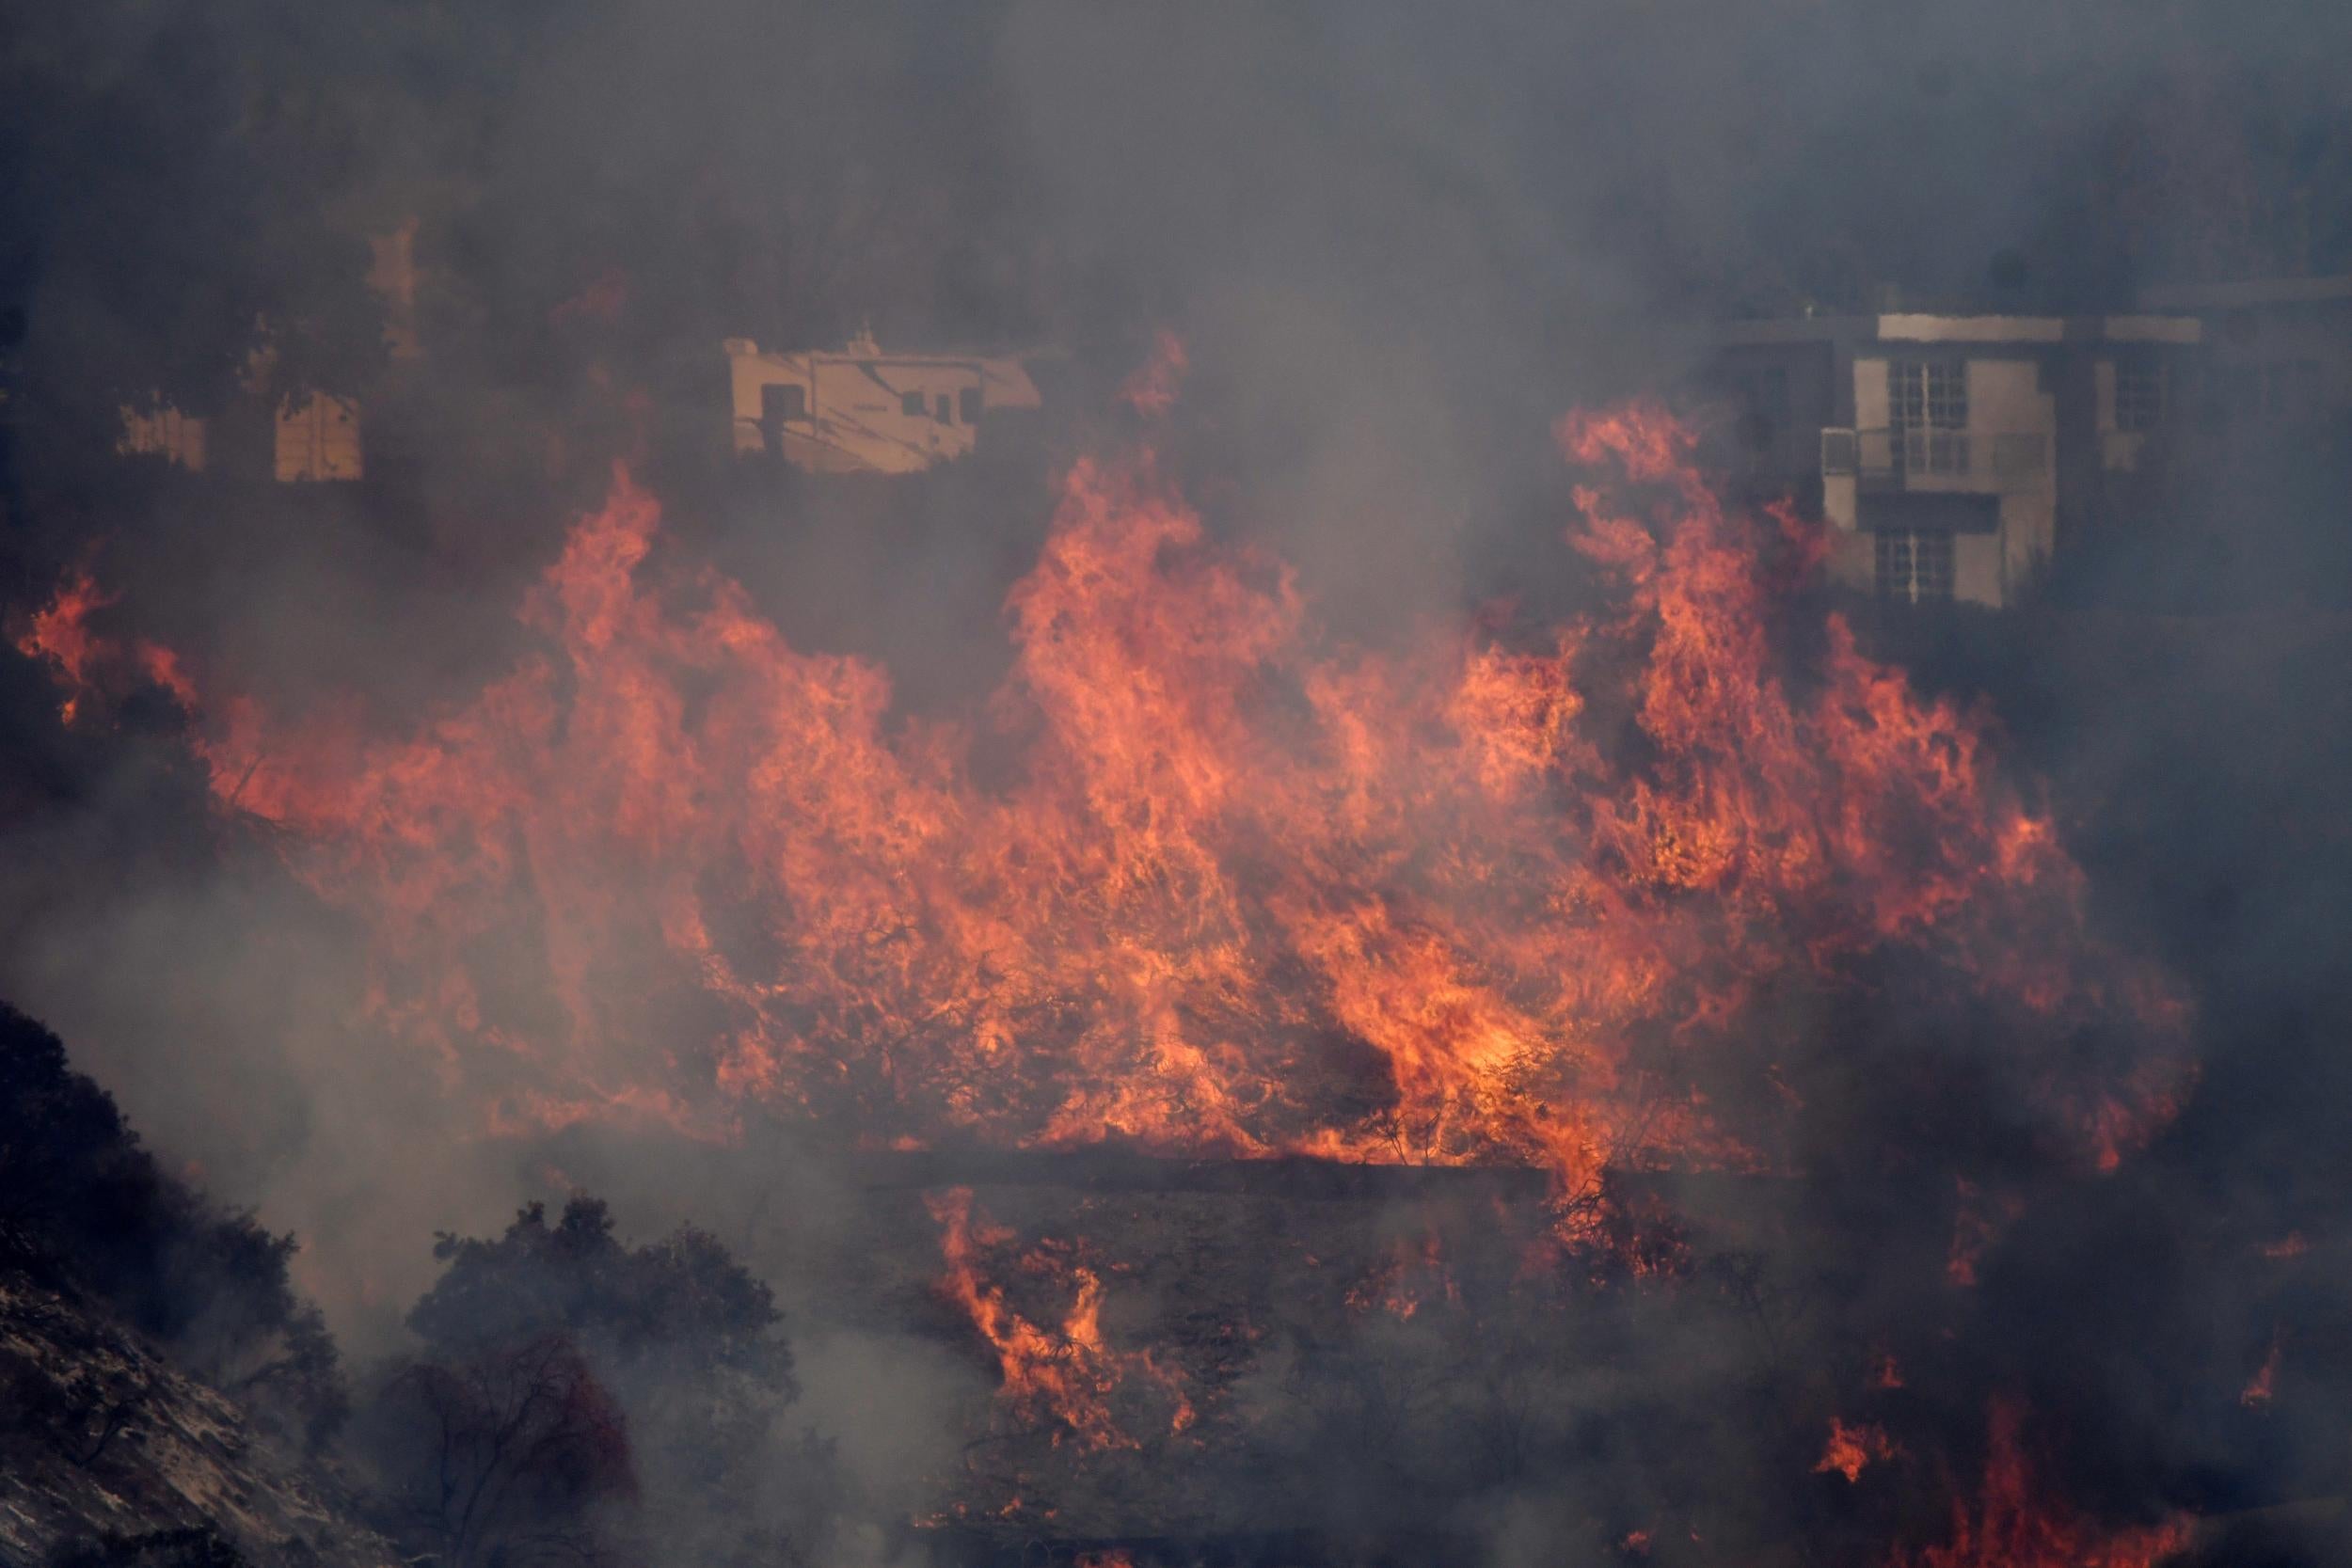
[1710,312,2200,347]
[2140,275,2352,311]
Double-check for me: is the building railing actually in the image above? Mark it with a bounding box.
[1820,427,2049,489]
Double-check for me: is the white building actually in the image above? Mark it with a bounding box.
[724,329,1041,475]
[1710,310,2205,608]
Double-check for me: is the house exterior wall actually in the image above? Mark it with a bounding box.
[1833,351,2054,608]
[1956,533,2005,606]
[118,405,208,471]
[1977,359,2057,607]
[1826,527,1873,595]
[1718,309,2201,610]
[2093,360,2138,470]
[274,392,365,483]
[1851,356,1889,435]
[726,336,1041,475]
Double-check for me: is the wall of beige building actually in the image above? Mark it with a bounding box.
[1827,353,2057,610]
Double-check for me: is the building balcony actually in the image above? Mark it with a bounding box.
[1820,427,2049,492]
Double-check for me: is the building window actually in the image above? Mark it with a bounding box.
[935,392,952,424]
[1888,359,1968,474]
[1875,530,1954,604]
[762,383,807,426]
[2114,364,2165,433]
[901,389,927,418]
[1891,359,1967,429]
[959,386,983,425]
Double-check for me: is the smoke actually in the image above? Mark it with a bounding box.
[5,1,2352,1563]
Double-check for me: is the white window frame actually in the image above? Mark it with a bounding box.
[1887,359,1969,475]
[1875,529,1955,605]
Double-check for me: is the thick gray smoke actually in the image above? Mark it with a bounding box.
[4,2,2352,1563]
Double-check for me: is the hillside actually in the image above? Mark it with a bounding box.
[0,1268,396,1568]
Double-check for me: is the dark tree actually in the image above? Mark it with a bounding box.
[409,1197,789,1387]
[360,1196,808,1568]
[0,1004,347,1449]
[361,1332,635,1568]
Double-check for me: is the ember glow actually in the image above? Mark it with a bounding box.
[1887,1403,2194,1568]
[20,393,2191,1215]
[1817,1417,1899,1483]
[2242,1333,2281,1408]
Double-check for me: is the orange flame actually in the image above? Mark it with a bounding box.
[13,569,117,723]
[18,397,2192,1218]
[1889,1402,2193,1568]
[1817,1417,1899,1482]
[1118,330,1187,417]
[928,1188,1192,1450]
[1947,1180,2026,1289]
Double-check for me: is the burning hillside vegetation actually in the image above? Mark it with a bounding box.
[16,367,2214,1565]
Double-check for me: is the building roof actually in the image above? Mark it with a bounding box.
[1710,312,2200,348]
[2140,275,2352,311]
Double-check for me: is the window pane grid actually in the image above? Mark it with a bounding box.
[1925,361,1966,428]
[1888,359,1969,475]
[2115,366,2164,433]
[1875,530,1954,605]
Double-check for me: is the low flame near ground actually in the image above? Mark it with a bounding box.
[929,1186,1194,1452]
[1889,1403,2194,1568]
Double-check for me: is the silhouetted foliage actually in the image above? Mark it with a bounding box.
[0,1003,346,1448]
[358,1331,635,1568]
[358,1196,807,1568]
[409,1197,788,1386]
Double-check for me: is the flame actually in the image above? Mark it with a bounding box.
[13,569,117,723]
[1118,329,1187,417]
[16,395,2191,1218]
[1947,1180,2026,1289]
[1817,1417,1899,1482]
[2240,1334,2280,1408]
[928,1188,1192,1450]
[1344,1229,1458,1321]
[549,267,629,326]
[1889,1402,2193,1568]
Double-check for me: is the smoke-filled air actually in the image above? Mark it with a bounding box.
[3,5,2351,1568]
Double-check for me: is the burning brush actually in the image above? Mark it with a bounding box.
[17,356,2209,1564]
